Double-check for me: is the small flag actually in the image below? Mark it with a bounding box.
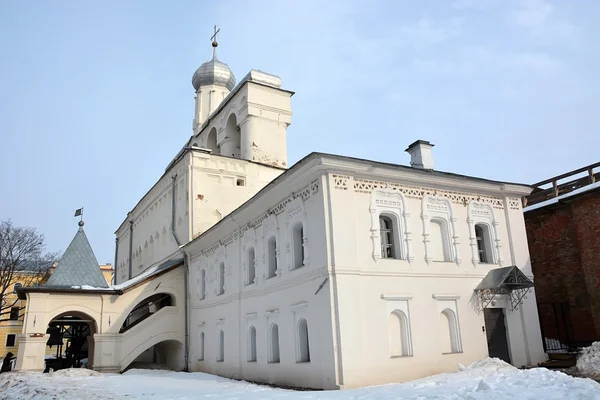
[74,208,83,217]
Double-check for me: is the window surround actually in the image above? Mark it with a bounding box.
[433,296,463,354]
[382,295,413,358]
[291,301,310,363]
[421,196,460,265]
[243,227,258,286]
[262,214,281,280]
[198,331,205,361]
[467,201,502,266]
[286,197,309,270]
[370,190,412,262]
[216,329,224,362]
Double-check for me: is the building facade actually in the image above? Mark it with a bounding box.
[14,39,546,389]
[524,163,600,352]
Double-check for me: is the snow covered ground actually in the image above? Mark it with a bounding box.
[578,342,600,379]
[1,358,600,400]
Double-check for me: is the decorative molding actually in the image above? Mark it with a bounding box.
[245,312,258,320]
[467,201,503,267]
[265,309,280,316]
[332,175,504,210]
[290,301,308,310]
[370,190,413,263]
[421,196,460,265]
[216,318,225,325]
[432,294,461,300]
[381,294,413,301]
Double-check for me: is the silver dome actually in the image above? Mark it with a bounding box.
[192,56,236,91]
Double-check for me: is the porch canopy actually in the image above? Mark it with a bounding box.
[475,266,534,311]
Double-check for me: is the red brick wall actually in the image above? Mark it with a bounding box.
[525,190,600,343]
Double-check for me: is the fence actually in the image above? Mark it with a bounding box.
[537,302,595,353]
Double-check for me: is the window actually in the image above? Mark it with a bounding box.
[296,318,310,362]
[200,269,206,300]
[9,307,19,321]
[379,215,397,259]
[217,329,224,362]
[12,282,22,293]
[389,311,412,357]
[267,237,277,279]
[475,224,493,264]
[218,263,225,295]
[247,247,256,285]
[440,309,461,354]
[5,334,16,347]
[236,178,245,186]
[430,219,451,262]
[268,323,280,363]
[292,223,304,269]
[247,326,257,362]
[199,332,205,361]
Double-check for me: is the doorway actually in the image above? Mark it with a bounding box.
[484,308,511,363]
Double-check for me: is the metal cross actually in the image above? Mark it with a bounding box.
[211,25,220,57]
[211,25,220,43]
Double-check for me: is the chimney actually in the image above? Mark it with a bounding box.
[405,140,434,170]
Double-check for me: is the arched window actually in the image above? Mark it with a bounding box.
[206,128,219,154]
[200,269,206,300]
[247,326,257,362]
[296,318,310,362]
[475,224,493,264]
[379,215,398,259]
[292,223,304,269]
[440,309,461,354]
[267,237,277,279]
[217,329,224,362]
[218,263,225,295]
[199,332,205,361]
[268,323,280,363]
[247,247,256,285]
[389,311,412,357]
[223,113,241,157]
[430,219,451,262]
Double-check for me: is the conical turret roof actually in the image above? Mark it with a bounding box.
[45,223,108,288]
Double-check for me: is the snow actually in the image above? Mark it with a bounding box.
[524,181,600,212]
[577,341,600,378]
[1,358,600,400]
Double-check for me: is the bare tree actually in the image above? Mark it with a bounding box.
[0,219,60,322]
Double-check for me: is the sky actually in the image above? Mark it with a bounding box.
[1,0,599,264]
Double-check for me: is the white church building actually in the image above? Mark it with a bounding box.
[15,36,546,390]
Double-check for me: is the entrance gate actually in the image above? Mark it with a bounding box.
[483,308,511,363]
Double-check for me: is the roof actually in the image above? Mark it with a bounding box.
[45,225,109,288]
[524,181,600,213]
[475,266,534,291]
[13,259,55,273]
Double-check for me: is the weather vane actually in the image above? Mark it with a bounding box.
[74,207,84,227]
[211,25,220,57]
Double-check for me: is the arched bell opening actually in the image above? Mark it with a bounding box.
[120,293,175,333]
[45,311,98,372]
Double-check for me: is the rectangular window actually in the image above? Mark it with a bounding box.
[379,215,396,259]
[9,307,19,320]
[6,334,16,347]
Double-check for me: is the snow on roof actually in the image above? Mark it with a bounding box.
[524,181,600,212]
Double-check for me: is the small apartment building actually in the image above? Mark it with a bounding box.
[524,162,600,352]
[185,146,546,389]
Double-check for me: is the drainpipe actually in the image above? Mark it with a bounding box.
[128,218,134,280]
[113,237,119,285]
[171,174,190,372]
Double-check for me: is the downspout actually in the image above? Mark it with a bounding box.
[171,174,190,372]
[113,237,119,285]
[128,218,134,280]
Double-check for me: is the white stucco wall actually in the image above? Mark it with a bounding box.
[185,172,339,389]
[322,171,545,388]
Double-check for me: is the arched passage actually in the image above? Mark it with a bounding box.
[121,335,184,372]
[45,311,98,372]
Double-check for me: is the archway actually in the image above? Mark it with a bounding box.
[206,127,219,154]
[45,311,98,372]
[122,337,184,372]
[221,113,240,157]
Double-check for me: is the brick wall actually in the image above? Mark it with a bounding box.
[525,189,600,343]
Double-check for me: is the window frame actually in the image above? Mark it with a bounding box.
[268,323,281,363]
[9,307,20,321]
[246,247,256,285]
[5,334,16,347]
[296,318,311,363]
[266,236,278,279]
[217,262,225,295]
[291,222,305,269]
[247,325,257,362]
[370,190,412,262]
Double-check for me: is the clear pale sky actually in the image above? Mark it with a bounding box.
[1,0,598,264]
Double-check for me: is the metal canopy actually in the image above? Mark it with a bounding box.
[475,266,534,311]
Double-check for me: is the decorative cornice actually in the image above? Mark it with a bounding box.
[432,294,461,300]
[381,294,413,301]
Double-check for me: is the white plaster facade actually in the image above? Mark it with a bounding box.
[183,154,545,389]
